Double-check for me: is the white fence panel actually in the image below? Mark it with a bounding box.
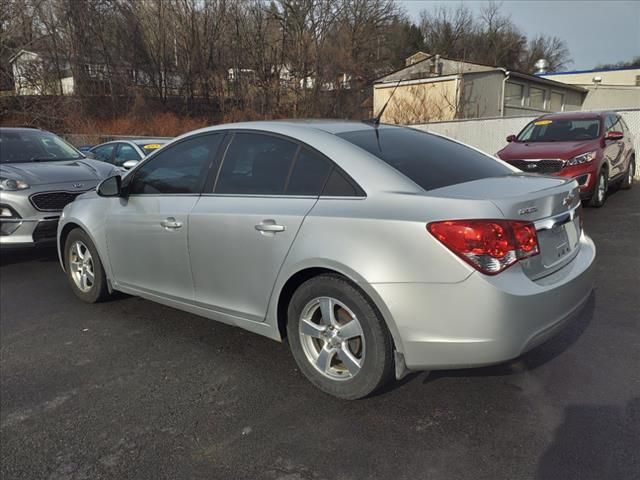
[412,109,640,178]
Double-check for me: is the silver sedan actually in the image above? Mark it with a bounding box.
[57,121,595,399]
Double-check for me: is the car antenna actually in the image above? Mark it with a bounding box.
[365,78,403,127]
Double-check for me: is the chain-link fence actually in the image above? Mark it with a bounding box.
[412,109,640,178]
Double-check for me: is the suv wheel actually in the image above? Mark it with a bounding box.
[287,275,395,399]
[588,169,608,208]
[64,229,110,303]
[621,157,635,190]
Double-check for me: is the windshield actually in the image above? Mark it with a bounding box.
[0,130,84,163]
[338,127,512,191]
[517,118,601,142]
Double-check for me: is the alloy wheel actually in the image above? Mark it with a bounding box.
[298,297,366,380]
[69,240,95,293]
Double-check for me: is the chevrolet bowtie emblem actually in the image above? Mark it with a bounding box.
[563,193,575,207]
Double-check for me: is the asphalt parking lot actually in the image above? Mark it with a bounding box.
[1,186,639,480]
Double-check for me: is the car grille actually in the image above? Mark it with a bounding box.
[30,191,89,212]
[32,220,59,242]
[508,159,565,174]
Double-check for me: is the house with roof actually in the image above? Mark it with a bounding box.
[372,52,588,124]
[538,66,640,110]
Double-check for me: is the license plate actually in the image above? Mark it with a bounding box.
[539,218,579,266]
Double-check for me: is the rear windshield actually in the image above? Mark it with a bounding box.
[337,127,511,191]
[517,118,601,142]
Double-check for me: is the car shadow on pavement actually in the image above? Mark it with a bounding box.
[421,291,596,383]
[0,244,59,267]
[535,398,640,479]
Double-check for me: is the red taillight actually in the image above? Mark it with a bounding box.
[427,220,540,275]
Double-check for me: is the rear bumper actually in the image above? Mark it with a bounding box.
[372,233,596,370]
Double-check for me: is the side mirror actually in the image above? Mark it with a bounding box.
[97,175,122,197]
[122,159,139,170]
[506,134,516,143]
[605,131,623,141]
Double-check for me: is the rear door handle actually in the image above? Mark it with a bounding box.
[161,217,183,230]
[255,220,285,233]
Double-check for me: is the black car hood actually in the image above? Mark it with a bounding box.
[0,159,116,186]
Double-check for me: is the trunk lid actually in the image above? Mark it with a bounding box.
[430,174,582,279]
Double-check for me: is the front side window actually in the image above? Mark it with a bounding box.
[114,144,140,166]
[529,87,546,109]
[128,134,221,194]
[338,127,511,192]
[0,130,83,163]
[517,118,601,142]
[215,133,298,195]
[505,82,524,106]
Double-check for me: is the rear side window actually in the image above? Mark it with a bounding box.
[338,127,511,191]
[286,148,332,195]
[215,133,298,195]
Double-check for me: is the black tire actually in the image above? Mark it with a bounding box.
[621,157,635,190]
[588,168,608,208]
[287,274,395,400]
[64,228,110,303]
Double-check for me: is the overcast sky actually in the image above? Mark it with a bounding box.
[398,0,640,71]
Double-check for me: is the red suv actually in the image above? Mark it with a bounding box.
[497,111,635,207]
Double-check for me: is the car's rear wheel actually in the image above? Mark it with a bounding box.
[621,157,635,190]
[287,274,395,399]
[64,229,110,303]
[588,169,607,208]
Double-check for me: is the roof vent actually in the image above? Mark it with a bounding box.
[534,59,549,74]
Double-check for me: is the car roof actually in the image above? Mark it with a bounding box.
[131,138,171,146]
[0,127,46,133]
[188,119,404,137]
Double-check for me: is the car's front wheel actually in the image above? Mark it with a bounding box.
[287,274,395,399]
[64,229,110,303]
[588,169,608,208]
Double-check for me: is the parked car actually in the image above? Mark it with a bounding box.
[57,121,595,399]
[88,139,170,172]
[497,111,635,207]
[0,127,119,248]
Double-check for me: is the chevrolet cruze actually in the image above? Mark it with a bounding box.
[497,111,635,207]
[57,121,595,399]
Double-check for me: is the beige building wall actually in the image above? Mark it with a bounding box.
[541,69,640,86]
[373,77,460,124]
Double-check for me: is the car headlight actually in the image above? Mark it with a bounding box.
[0,177,30,191]
[566,151,597,167]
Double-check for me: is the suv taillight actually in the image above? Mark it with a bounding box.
[427,220,540,275]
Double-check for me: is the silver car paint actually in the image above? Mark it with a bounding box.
[1,158,119,247]
[58,121,595,370]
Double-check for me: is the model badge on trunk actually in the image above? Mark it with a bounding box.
[518,206,538,215]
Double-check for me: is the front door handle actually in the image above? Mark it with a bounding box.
[255,220,285,233]
[161,217,183,230]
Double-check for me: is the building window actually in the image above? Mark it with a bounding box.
[505,82,524,106]
[550,91,564,112]
[529,87,546,109]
